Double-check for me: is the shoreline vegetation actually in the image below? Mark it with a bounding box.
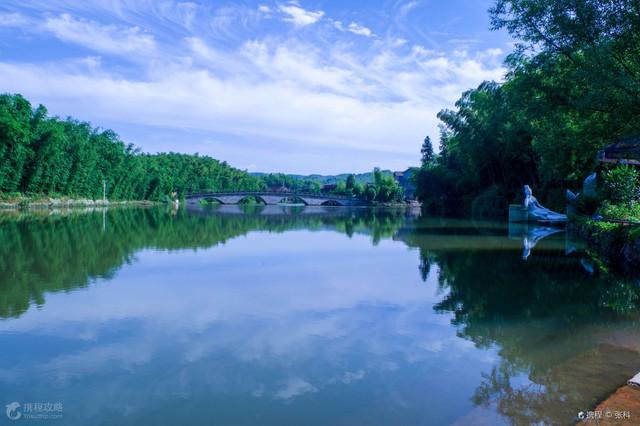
[412,1,640,274]
[0,197,418,210]
[570,219,640,274]
[0,93,410,208]
[407,1,640,413]
[0,194,159,209]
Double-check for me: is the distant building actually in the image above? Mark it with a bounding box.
[393,169,417,199]
[598,135,640,165]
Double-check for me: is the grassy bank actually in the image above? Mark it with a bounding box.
[0,193,159,209]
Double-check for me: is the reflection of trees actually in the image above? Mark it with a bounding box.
[473,344,640,426]
[400,217,640,426]
[0,207,411,318]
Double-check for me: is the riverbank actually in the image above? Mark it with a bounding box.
[0,195,159,209]
[569,219,640,274]
[582,384,640,425]
[569,218,640,423]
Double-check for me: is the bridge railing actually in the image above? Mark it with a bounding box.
[185,191,358,200]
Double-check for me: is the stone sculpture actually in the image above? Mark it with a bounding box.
[523,185,567,223]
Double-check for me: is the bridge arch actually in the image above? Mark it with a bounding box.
[277,196,309,205]
[201,196,225,205]
[238,195,267,205]
[185,191,364,206]
[321,199,345,207]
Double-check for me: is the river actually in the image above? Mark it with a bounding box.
[0,205,638,425]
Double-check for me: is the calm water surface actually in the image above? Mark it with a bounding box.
[0,206,639,425]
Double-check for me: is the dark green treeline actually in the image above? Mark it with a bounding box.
[415,0,640,216]
[0,94,264,200]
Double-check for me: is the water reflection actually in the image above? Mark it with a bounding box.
[0,208,638,425]
[401,218,640,425]
[507,223,564,260]
[0,206,413,318]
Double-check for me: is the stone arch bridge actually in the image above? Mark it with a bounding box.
[185,192,366,207]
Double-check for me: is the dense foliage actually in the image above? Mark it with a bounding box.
[415,0,640,217]
[259,173,322,193]
[259,168,405,203]
[0,93,407,204]
[602,165,640,209]
[0,94,264,201]
[331,168,404,203]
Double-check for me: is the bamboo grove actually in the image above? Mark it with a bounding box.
[0,94,264,201]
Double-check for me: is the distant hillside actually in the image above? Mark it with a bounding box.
[251,170,394,185]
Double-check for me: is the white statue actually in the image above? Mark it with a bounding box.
[523,185,567,222]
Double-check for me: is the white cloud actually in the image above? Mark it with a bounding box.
[397,0,420,18]
[279,4,324,26]
[347,22,373,37]
[333,20,374,37]
[0,2,508,172]
[391,37,408,47]
[0,36,504,165]
[42,13,156,56]
[0,12,29,27]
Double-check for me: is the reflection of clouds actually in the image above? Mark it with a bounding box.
[0,230,499,422]
[339,370,365,384]
[41,342,154,385]
[251,383,265,397]
[275,377,317,400]
[0,232,442,335]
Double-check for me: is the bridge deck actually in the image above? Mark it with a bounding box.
[185,191,355,200]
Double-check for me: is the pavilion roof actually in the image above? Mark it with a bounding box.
[598,135,640,165]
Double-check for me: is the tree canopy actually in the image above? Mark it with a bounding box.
[0,94,264,200]
[415,0,640,216]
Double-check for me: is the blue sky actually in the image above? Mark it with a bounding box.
[0,0,511,174]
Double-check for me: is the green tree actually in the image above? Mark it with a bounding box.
[416,1,640,216]
[0,94,264,201]
[346,174,356,193]
[420,136,435,165]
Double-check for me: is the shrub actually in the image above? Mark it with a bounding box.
[471,185,505,219]
[600,202,640,221]
[602,165,640,208]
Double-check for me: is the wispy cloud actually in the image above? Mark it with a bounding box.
[334,20,374,37]
[397,0,420,18]
[41,13,156,56]
[0,11,28,27]
[278,3,324,26]
[0,0,509,173]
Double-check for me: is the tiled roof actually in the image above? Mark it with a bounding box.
[598,135,640,164]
